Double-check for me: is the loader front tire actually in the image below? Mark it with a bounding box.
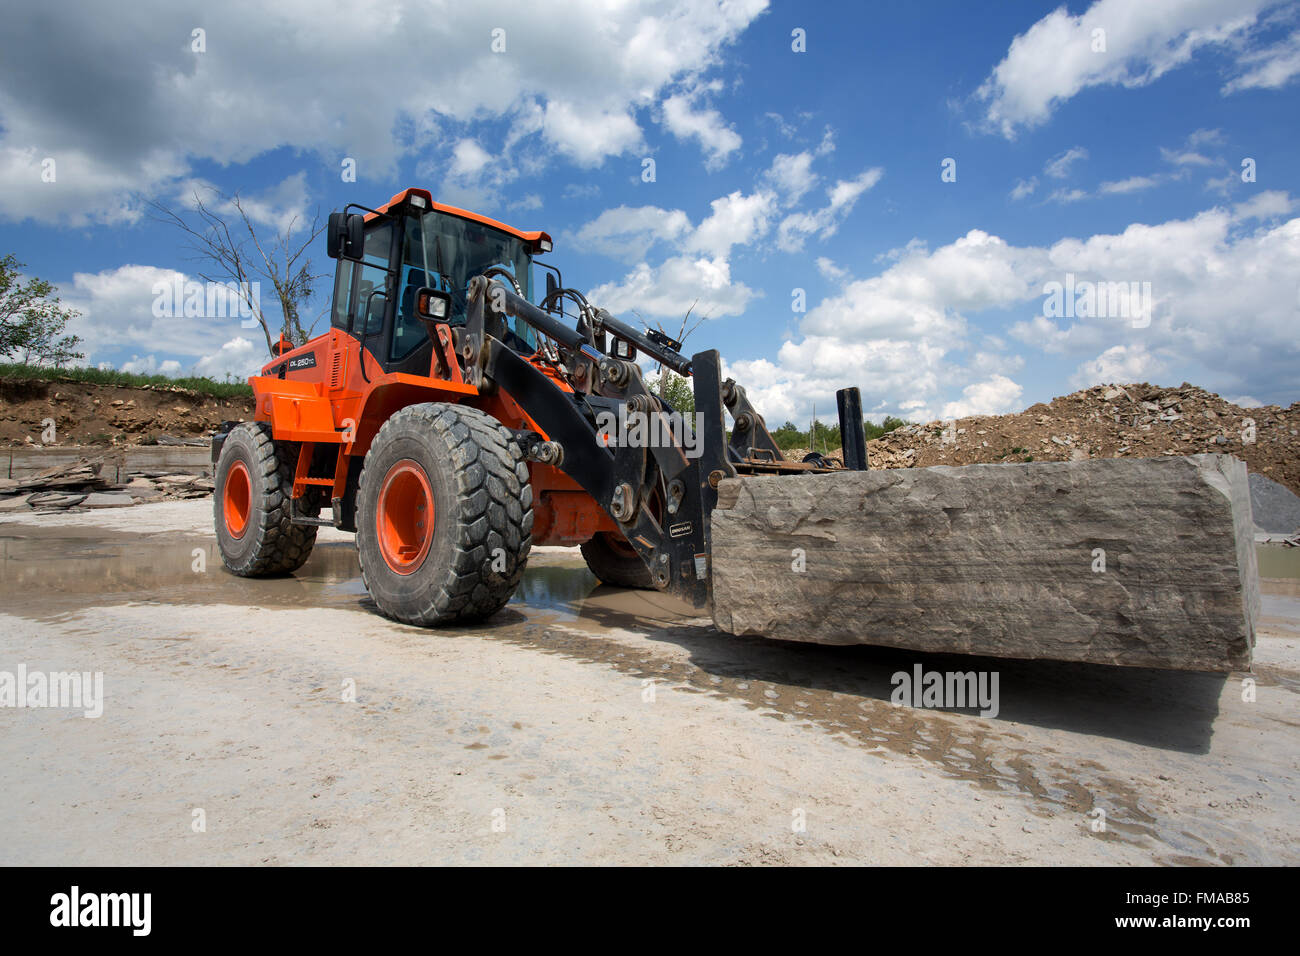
[214,422,318,576]
[355,402,533,626]
[580,532,658,590]
[580,482,664,590]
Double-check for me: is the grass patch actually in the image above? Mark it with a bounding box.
[994,446,1034,463]
[0,362,253,399]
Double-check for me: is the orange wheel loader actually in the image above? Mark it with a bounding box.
[211,187,865,626]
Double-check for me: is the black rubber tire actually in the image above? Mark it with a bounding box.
[355,402,532,626]
[214,422,318,576]
[580,532,657,589]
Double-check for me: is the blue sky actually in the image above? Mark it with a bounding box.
[1,0,1297,424]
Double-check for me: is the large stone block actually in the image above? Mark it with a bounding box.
[709,455,1258,672]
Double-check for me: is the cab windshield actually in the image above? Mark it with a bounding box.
[394,210,535,357]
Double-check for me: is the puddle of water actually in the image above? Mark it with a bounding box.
[0,525,689,628]
[0,528,365,617]
[1258,544,1300,582]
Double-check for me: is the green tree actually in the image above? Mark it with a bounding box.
[0,254,84,367]
[864,415,908,441]
[648,369,695,416]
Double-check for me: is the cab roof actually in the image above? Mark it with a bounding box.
[367,187,552,254]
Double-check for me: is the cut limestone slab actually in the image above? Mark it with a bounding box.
[81,493,135,509]
[710,454,1258,672]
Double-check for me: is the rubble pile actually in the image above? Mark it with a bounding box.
[867,382,1300,497]
[0,458,214,513]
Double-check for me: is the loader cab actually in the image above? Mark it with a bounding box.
[327,190,551,377]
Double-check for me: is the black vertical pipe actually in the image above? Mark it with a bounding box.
[836,387,869,470]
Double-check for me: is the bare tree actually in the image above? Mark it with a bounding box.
[621,299,712,416]
[149,189,326,356]
[636,298,710,400]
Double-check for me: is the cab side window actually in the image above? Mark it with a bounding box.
[330,259,355,330]
[354,223,393,336]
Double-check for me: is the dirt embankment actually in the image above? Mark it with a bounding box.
[0,377,254,448]
[863,383,1300,497]
[3,376,1296,497]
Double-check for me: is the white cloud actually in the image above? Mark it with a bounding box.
[580,189,777,320]
[580,146,876,324]
[1160,148,1215,166]
[572,205,693,261]
[449,139,493,179]
[1010,177,1037,200]
[1045,146,1088,179]
[193,337,262,382]
[776,168,883,252]
[1222,29,1300,92]
[660,92,742,170]
[562,182,601,201]
[177,172,313,233]
[728,198,1300,424]
[539,100,645,168]
[434,139,521,211]
[976,0,1277,137]
[58,264,275,379]
[815,257,847,281]
[119,355,183,377]
[1233,190,1297,219]
[0,0,769,223]
[1099,175,1160,194]
[1070,343,1164,387]
[941,375,1024,419]
[689,190,777,259]
[1047,188,1089,204]
[765,152,819,204]
[587,256,756,320]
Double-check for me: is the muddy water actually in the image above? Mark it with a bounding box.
[1258,544,1300,582]
[0,522,1264,861]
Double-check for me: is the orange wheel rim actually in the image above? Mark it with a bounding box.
[223,459,252,539]
[377,459,434,575]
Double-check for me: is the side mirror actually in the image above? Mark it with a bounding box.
[415,287,452,323]
[327,211,366,261]
[545,272,558,313]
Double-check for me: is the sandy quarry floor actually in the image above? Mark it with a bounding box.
[0,500,1296,866]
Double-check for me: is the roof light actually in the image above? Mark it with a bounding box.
[537,238,552,254]
[409,194,428,210]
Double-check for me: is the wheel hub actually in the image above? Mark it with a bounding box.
[376,459,435,575]
[223,459,252,539]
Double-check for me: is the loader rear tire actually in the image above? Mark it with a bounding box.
[355,402,533,626]
[214,422,319,576]
[580,532,658,589]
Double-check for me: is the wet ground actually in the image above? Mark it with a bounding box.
[1,501,1297,865]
